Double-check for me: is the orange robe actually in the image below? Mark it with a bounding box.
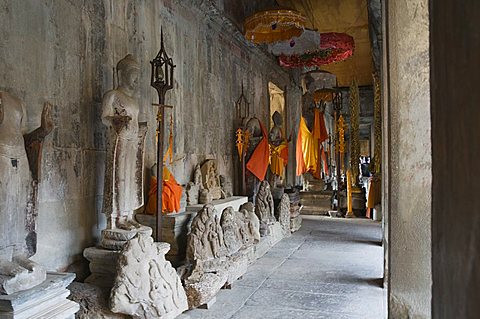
[313,109,329,143]
[145,167,183,215]
[246,121,270,181]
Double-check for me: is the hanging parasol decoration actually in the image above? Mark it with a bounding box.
[279,32,355,68]
[268,29,320,56]
[244,9,307,44]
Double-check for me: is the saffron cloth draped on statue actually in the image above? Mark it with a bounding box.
[270,142,289,176]
[296,116,319,176]
[246,121,270,181]
[314,109,329,143]
[146,167,183,215]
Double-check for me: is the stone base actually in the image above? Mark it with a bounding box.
[136,212,192,266]
[290,215,303,232]
[101,226,152,250]
[83,247,121,289]
[0,272,79,319]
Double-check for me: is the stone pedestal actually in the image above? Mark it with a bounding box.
[136,212,192,266]
[101,226,152,250]
[83,247,121,289]
[0,272,79,319]
[352,191,367,216]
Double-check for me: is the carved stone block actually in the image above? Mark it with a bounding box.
[110,234,188,319]
[255,181,276,236]
[277,194,291,237]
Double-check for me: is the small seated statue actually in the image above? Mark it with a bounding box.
[198,159,222,204]
[0,91,53,294]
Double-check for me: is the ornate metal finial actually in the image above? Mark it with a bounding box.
[150,27,176,104]
[235,82,251,121]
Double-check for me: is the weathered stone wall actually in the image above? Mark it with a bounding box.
[0,0,301,271]
[0,0,107,271]
[385,0,431,318]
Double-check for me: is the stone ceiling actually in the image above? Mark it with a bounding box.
[277,0,374,87]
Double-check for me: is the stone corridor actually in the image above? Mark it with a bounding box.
[180,216,385,319]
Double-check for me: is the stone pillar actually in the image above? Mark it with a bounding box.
[384,0,431,317]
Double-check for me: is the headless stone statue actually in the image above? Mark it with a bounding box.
[0,91,53,294]
[101,54,151,249]
[186,164,203,205]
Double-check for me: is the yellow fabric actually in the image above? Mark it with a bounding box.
[347,169,353,214]
[270,142,288,176]
[367,177,381,209]
[298,117,319,175]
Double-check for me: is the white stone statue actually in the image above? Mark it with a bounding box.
[101,54,150,249]
[0,91,53,294]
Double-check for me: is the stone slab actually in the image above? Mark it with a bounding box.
[185,196,248,215]
[0,272,79,319]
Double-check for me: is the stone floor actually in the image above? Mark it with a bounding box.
[179,215,386,319]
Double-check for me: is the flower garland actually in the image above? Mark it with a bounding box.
[279,32,355,68]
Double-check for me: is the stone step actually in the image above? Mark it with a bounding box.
[300,193,332,200]
[300,201,331,209]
